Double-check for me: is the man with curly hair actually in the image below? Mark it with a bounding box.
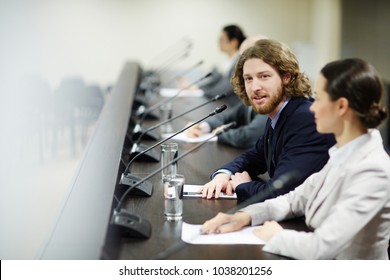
[200,39,335,202]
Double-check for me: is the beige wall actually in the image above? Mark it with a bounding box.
[341,0,390,146]
[342,0,390,80]
[309,0,342,74]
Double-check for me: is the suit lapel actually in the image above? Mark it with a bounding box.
[306,165,346,222]
[305,132,380,223]
[271,98,307,152]
[305,163,332,219]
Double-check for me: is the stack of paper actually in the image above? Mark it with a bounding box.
[181,222,265,244]
[160,88,204,98]
[161,132,218,143]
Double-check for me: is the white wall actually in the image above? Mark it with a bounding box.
[1,0,340,90]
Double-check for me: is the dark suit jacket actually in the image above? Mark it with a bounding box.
[200,56,240,107]
[217,97,336,202]
[207,102,267,149]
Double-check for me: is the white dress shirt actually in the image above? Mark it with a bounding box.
[241,130,390,259]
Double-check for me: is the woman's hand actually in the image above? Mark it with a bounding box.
[253,221,283,241]
[200,212,252,234]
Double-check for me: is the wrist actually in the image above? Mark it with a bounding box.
[235,212,251,227]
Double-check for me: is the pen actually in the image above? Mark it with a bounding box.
[184,192,236,199]
[183,192,201,195]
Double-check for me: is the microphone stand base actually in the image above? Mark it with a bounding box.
[133,95,149,108]
[132,129,160,141]
[134,105,160,120]
[129,144,160,162]
[110,209,151,239]
[120,173,153,197]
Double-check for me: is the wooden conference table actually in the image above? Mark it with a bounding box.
[102,84,310,260]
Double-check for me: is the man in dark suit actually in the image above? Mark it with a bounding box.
[185,34,270,149]
[201,39,335,202]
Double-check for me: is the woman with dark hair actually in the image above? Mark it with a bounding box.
[201,58,390,259]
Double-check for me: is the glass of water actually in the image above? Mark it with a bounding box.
[163,174,185,221]
[161,142,178,183]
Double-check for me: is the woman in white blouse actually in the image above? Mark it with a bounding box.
[201,58,390,259]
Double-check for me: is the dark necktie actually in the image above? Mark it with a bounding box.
[266,126,274,176]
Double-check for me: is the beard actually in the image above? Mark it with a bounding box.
[249,85,285,115]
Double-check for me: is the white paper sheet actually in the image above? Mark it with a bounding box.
[181,222,265,245]
[160,88,204,97]
[161,132,218,143]
[183,184,237,199]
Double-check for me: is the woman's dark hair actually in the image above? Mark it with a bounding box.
[223,25,246,48]
[321,58,387,128]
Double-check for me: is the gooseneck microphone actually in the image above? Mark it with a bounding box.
[132,72,212,141]
[121,105,228,197]
[110,122,236,239]
[135,62,206,122]
[152,38,192,74]
[147,37,192,71]
[162,60,204,88]
[153,50,190,74]
[152,169,301,259]
[129,91,227,163]
[135,72,212,125]
[139,37,192,93]
[135,92,227,144]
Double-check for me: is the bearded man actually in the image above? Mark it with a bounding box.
[200,39,335,202]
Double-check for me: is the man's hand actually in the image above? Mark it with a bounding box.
[186,123,204,138]
[199,173,232,199]
[230,171,252,190]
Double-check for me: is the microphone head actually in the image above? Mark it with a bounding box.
[209,104,227,116]
[272,170,301,190]
[186,39,193,49]
[204,72,212,79]
[222,122,236,132]
[212,93,227,101]
[215,104,227,114]
[215,122,236,135]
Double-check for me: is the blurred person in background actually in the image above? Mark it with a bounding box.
[177,24,246,106]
